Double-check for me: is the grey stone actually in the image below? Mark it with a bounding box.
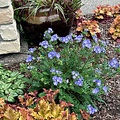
[0,0,11,8]
[0,33,28,65]
[0,5,13,24]
[0,20,18,40]
[0,31,20,55]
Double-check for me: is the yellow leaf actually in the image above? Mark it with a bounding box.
[106,12,112,16]
[26,97,34,106]
[4,107,19,120]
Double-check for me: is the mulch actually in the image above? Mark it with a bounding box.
[85,15,120,120]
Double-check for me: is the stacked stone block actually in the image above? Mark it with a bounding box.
[0,0,20,54]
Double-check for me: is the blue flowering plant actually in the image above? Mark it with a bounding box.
[21,28,120,118]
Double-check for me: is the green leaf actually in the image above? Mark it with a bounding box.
[7,96,15,102]
[16,89,23,94]
[38,92,46,97]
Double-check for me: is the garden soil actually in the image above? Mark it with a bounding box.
[84,15,120,120]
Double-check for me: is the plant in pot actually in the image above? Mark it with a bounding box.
[12,0,83,44]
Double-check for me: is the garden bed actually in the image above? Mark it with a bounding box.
[3,13,120,120]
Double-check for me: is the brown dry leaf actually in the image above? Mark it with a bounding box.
[80,109,90,120]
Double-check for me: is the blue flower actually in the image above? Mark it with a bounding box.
[27,66,34,70]
[39,41,49,48]
[48,51,60,59]
[108,58,119,68]
[95,68,102,74]
[50,68,56,73]
[60,36,69,43]
[50,34,59,41]
[93,79,101,86]
[72,71,79,79]
[75,77,84,86]
[103,86,108,93]
[50,68,62,74]
[66,34,72,41]
[92,35,98,43]
[55,70,62,74]
[52,76,62,86]
[101,47,106,52]
[26,55,34,62]
[47,28,53,34]
[87,105,97,114]
[93,46,103,54]
[82,39,92,48]
[29,48,36,53]
[74,34,83,42]
[92,88,99,94]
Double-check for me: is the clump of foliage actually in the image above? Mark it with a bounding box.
[112,4,120,17]
[21,28,120,118]
[76,19,101,36]
[74,9,101,36]
[0,64,26,102]
[93,5,113,19]
[93,4,120,19]
[12,0,83,23]
[109,15,120,40]
[0,89,78,120]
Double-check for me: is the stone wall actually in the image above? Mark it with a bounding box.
[0,0,20,54]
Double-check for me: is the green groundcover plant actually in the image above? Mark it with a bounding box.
[0,64,27,102]
[21,28,120,118]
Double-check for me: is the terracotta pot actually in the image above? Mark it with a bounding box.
[19,8,74,44]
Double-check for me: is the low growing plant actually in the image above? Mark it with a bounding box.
[0,64,26,102]
[21,28,120,118]
[109,15,120,40]
[76,19,101,37]
[93,4,120,19]
[0,89,78,120]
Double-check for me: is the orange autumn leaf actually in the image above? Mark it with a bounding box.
[109,28,115,34]
[80,109,90,120]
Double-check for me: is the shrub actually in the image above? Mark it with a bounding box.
[0,64,27,102]
[93,4,120,19]
[76,19,101,37]
[109,15,120,40]
[20,28,120,118]
[0,89,78,120]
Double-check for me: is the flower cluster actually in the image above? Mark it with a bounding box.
[39,41,49,48]
[87,105,97,114]
[48,51,60,59]
[26,55,34,62]
[52,76,62,86]
[108,58,120,68]
[50,68,62,75]
[72,71,84,86]
[93,46,105,53]
[82,39,92,48]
